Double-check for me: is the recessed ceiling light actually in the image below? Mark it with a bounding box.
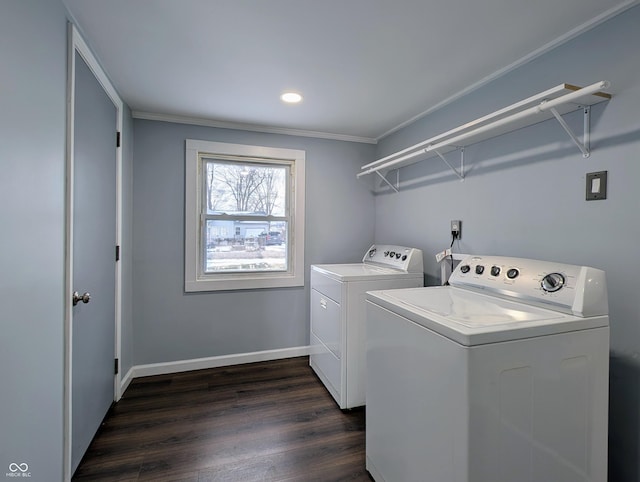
[281,92,303,104]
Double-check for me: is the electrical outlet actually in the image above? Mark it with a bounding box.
[451,220,462,239]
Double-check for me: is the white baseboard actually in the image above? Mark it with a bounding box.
[118,366,134,399]
[129,345,311,380]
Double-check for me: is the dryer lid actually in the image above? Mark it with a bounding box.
[312,263,421,281]
[366,286,608,346]
[381,286,565,325]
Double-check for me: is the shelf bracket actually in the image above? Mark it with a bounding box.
[550,106,591,158]
[376,170,399,193]
[433,148,465,180]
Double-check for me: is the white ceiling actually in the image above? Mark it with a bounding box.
[63,0,636,142]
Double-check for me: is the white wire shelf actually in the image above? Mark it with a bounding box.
[358,81,612,188]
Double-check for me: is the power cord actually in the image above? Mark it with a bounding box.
[445,230,457,285]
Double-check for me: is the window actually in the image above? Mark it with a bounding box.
[185,140,305,291]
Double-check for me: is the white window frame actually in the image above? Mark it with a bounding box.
[185,139,305,291]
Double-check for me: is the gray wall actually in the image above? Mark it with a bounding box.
[0,3,135,479]
[3,2,635,479]
[374,6,640,481]
[0,1,68,480]
[132,120,375,365]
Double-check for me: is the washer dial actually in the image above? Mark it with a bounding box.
[541,273,565,292]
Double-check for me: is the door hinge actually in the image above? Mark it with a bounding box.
[114,358,119,375]
[115,245,120,262]
[116,131,121,148]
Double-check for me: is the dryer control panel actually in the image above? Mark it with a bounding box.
[363,244,424,273]
[450,255,608,317]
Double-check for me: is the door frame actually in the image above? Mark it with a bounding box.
[64,23,124,481]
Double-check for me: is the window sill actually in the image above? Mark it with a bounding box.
[185,272,304,292]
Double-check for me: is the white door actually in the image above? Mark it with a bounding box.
[70,50,118,474]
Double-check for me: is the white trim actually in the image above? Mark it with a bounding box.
[132,110,377,145]
[185,140,306,292]
[64,23,124,482]
[377,0,640,140]
[130,346,311,379]
[119,366,135,396]
[63,23,75,482]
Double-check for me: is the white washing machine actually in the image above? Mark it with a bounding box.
[310,244,423,409]
[366,255,609,482]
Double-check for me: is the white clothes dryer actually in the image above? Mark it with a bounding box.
[366,255,609,482]
[310,244,423,409]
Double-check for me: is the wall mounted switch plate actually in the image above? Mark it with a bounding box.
[586,171,607,201]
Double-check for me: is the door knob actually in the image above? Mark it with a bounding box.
[72,291,91,306]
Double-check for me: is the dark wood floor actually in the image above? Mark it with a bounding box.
[73,356,370,481]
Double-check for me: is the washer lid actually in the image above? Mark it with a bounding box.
[312,263,422,282]
[366,286,609,346]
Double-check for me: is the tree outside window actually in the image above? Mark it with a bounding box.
[203,159,289,273]
[185,140,305,292]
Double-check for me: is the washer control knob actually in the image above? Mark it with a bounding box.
[384,251,390,257]
[490,266,501,276]
[475,265,485,275]
[395,253,401,259]
[401,254,407,261]
[369,248,377,257]
[389,251,396,258]
[507,268,520,279]
[541,273,565,292]
[460,265,471,273]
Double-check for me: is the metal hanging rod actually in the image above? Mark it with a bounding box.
[357,81,611,183]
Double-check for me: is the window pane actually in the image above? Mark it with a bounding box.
[204,220,288,273]
[205,160,287,216]
[186,140,305,291]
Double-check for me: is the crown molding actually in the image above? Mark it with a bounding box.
[132,111,377,145]
[377,0,640,140]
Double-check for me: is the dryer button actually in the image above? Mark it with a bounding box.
[541,273,565,292]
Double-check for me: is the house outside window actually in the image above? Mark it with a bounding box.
[185,140,305,292]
